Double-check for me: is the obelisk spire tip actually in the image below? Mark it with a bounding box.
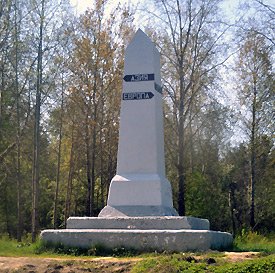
[126,28,154,54]
[134,28,149,38]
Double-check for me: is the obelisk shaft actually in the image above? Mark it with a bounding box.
[99,29,178,217]
[117,30,164,176]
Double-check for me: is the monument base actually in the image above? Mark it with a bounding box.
[41,216,233,252]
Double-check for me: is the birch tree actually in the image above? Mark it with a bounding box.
[148,0,230,215]
[236,31,274,229]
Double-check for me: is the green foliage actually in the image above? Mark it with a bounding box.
[0,235,39,257]
[234,232,275,253]
[88,244,140,257]
[132,253,275,273]
[185,170,230,232]
[34,240,90,256]
[132,254,207,273]
[34,240,140,257]
[213,256,275,273]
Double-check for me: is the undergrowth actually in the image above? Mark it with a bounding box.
[233,231,275,253]
[34,240,141,257]
[0,235,39,257]
[132,253,275,273]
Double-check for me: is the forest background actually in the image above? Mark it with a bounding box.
[0,0,274,243]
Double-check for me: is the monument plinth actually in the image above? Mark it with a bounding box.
[41,29,233,252]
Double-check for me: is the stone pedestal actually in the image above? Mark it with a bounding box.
[42,216,232,251]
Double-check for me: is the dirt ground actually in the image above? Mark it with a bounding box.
[0,256,141,273]
[223,251,260,262]
[0,252,260,273]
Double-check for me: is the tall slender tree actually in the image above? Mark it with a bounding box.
[53,72,64,229]
[13,0,23,242]
[236,30,274,229]
[31,0,45,242]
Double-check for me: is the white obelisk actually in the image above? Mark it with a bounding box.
[99,29,178,217]
[42,29,232,252]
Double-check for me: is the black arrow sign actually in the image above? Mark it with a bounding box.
[123,92,154,100]
[154,83,162,94]
[123,73,154,82]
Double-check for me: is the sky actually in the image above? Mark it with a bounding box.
[70,0,140,14]
[69,0,274,21]
[69,0,243,27]
[69,0,243,32]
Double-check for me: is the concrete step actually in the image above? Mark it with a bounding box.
[41,228,233,252]
[67,216,210,230]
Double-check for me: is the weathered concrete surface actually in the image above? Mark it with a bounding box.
[104,175,175,207]
[41,229,233,252]
[116,30,164,176]
[67,216,210,230]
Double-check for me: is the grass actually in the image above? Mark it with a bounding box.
[131,253,275,273]
[233,231,275,253]
[0,235,84,258]
[34,240,141,257]
[131,232,275,273]
[0,235,38,257]
[0,235,141,258]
